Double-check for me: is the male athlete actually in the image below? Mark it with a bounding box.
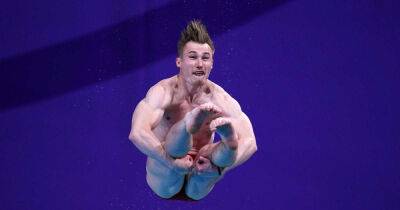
[129,20,257,200]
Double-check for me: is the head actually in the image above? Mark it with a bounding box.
[176,20,215,86]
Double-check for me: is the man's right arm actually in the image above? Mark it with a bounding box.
[128,84,172,167]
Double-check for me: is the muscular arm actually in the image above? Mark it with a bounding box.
[216,90,258,173]
[128,84,172,166]
[227,112,257,171]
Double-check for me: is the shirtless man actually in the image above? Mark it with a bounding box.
[129,20,257,200]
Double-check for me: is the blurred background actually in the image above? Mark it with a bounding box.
[0,0,399,209]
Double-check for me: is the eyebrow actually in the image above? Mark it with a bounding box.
[187,51,211,55]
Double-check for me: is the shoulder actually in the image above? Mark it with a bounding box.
[144,76,176,109]
[208,80,242,117]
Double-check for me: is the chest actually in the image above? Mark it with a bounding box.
[163,101,193,124]
[164,89,213,122]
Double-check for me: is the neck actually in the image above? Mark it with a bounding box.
[177,75,207,101]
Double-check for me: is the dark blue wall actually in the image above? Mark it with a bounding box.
[1,0,399,209]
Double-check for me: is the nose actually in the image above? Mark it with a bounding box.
[196,58,203,69]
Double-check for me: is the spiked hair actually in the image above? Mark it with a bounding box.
[177,20,215,57]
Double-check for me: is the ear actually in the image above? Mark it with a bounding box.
[176,57,181,68]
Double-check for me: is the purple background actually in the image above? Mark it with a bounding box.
[1,0,399,209]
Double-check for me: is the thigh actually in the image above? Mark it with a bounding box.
[146,157,185,199]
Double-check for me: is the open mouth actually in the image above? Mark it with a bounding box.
[193,71,205,77]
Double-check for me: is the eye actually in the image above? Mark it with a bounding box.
[188,55,197,60]
[202,56,210,61]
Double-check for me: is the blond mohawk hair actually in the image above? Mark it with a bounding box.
[177,20,215,57]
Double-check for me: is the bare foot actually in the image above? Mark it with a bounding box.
[210,117,238,149]
[185,102,222,134]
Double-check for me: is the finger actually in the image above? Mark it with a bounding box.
[217,118,231,127]
[206,103,213,111]
[209,117,222,131]
[209,123,217,132]
[212,106,222,114]
[212,117,225,126]
[200,102,211,109]
[201,103,217,113]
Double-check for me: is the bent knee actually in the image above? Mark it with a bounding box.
[185,173,220,200]
[146,174,183,199]
[185,182,215,200]
[154,189,179,199]
[148,182,182,199]
[185,184,210,200]
[185,191,205,200]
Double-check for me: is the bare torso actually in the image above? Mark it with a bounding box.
[152,75,222,155]
[130,75,256,199]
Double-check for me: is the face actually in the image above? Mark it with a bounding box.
[176,41,214,86]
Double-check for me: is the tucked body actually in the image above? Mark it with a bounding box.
[129,21,257,200]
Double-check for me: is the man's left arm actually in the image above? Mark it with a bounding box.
[224,111,257,172]
[215,92,257,173]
